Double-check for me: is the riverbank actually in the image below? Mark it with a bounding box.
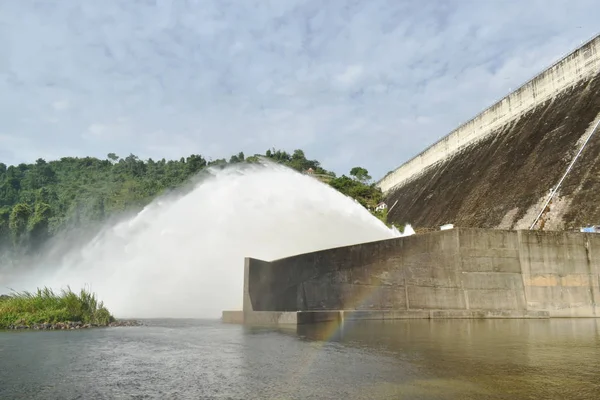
[0,287,125,330]
[4,319,143,330]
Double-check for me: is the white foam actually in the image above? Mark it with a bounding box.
[3,162,408,318]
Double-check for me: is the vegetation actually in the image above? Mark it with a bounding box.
[0,287,114,329]
[0,148,388,257]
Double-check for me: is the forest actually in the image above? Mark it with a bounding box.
[0,148,386,258]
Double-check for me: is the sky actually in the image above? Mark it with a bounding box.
[0,0,598,180]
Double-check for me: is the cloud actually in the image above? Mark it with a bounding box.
[52,100,70,111]
[0,0,598,178]
[82,118,132,141]
[334,65,365,89]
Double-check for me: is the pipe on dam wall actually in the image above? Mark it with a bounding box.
[228,228,600,325]
[378,34,600,194]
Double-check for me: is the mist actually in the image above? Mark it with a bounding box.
[1,162,405,319]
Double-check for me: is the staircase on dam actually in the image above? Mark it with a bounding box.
[378,34,600,232]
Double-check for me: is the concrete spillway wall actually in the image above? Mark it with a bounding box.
[238,229,600,324]
[378,35,600,194]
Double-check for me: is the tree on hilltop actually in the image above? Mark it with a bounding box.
[349,167,371,184]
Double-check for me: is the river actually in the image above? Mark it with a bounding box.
[1,318,598,399]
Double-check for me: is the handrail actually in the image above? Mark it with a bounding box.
[530,117,600,230]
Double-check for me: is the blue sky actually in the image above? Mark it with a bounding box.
[0,0,598,179]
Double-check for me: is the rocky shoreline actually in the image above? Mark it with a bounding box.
[5,319,143,330]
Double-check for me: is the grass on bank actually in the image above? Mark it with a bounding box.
[0,286,115,329]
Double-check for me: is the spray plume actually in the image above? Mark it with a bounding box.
[2,162,409,318]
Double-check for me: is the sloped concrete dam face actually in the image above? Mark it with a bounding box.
[241,229,600,323]
[380,35,600,230]
[385,70,600,230]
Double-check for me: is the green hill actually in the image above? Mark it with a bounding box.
[0,148,385,258]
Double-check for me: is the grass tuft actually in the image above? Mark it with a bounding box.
[0,286,115,329]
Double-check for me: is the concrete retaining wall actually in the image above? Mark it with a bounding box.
[378,35,600,194]
[242,229,599,322]
[519,230,600,317]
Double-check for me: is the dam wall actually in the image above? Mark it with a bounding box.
[378,35,600,195]
[238,228,600,324]
[384,68,600,230]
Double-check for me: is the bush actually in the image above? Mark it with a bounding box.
[0,286,115,328]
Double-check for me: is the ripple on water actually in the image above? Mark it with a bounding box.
[0,319,599,399]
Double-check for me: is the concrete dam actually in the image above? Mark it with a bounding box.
[223,37,600,325]
[378,35,600,231]
[224,228,600,325]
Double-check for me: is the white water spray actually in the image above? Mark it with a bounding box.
[3,163,411,319]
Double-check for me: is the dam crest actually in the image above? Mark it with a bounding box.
[378,34,600,194]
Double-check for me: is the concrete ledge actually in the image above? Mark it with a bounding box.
[221,310,244,324]
[343,309,549,320]
[343,310,431,320]
[297,311,343,325]
[244,311,298,325]
[427,310,549,319]
[222,309,551,326]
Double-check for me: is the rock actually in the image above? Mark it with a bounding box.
[109,319,144,327]
[4,319,143,331]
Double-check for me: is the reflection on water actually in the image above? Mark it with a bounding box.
[1,319,599,399]
[294,319,600,399]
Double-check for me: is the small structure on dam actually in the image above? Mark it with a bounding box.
[223,228,600,325]
[378,35,600,232]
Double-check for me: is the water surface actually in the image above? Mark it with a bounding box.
[1,319,598,399]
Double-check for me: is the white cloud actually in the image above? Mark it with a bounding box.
[0,0,598,178]
[51,99,70,111]
[334,65,364,89]
[82,118,133,141]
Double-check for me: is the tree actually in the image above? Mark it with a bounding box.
[292,149,305,161]
[0,148,385,255]
[28,202,52,247]
[0,207,10,247]
[9,203,31,246]
[186,154,206,174]
[107,153,119,162]
[229,153,243,164]
[349,167,371,184]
